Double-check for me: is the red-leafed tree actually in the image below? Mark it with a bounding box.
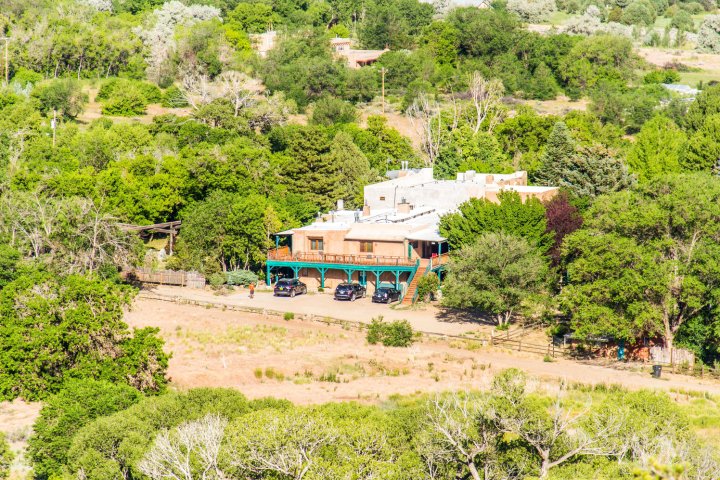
[544,191,583,264]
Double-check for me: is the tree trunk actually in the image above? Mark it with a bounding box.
[466,461,481,480]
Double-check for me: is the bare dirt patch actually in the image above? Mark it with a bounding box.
[126,297,720,405]
[0,400,41,479]
[77,87,192,126]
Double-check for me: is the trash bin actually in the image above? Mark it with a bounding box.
[652,364,662,378]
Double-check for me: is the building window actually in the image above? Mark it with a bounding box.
[309,238,324,251]
[360,241,373,253]
[380,196,385,201]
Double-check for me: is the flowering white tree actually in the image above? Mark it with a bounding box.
[136,1,220,83]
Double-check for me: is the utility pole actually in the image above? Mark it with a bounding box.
[380,67,387,114]
[0,37,8,86]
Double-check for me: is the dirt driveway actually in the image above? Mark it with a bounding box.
[141,285,488,337]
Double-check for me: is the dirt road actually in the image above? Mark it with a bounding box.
[140,285,488,337]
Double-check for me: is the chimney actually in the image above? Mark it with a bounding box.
[397,203,411,213]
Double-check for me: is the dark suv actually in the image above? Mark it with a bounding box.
[371,287,402,304]
[273,278,307,297]
[334,283,366,301]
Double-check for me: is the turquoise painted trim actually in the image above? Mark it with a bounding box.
[266,259,419,274]
[411,261,433,304]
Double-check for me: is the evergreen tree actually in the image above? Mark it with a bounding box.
[529,62,559,100]
[325,132,372,208]
[536,144,634,198]
[535,121,575,184]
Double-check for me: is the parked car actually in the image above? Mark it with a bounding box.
[372,287,402,304]
[273,278,307,297]
[334,283,366,301]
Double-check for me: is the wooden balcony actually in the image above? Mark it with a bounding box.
[268,248,417,267]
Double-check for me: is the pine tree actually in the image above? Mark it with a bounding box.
[325,132,372,209]
[535,122,575,185]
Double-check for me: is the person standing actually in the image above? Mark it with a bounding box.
[249,283,255,299]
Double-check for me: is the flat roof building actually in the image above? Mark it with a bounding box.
[267,168,558,302]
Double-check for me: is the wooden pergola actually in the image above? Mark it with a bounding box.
[118,221,182,254]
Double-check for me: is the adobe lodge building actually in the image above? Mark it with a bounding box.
[267,168,558,303]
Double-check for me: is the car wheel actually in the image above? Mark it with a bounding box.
[350,294,355,302]
[290,290,295,298]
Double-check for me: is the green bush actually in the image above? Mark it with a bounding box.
[670,10,695,32]
[643,69,681,84]
[97,79,161,103]
[416,272,440,302]
[28,379,141,480]
[11,67,42,86]
[101,86,148,116]
[310,97,357,125]
[0,272,168,401]
[226,270,259,286]
[366,316,415,347]
[679,1,704,13]
[161,85,189,108]
[0,432,11,480]
[209,272,226,287]
[284,312,295,321]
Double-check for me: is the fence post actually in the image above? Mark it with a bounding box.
[518,340,522,352]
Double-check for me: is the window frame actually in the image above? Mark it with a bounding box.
[309,237,324,251]
[359,241,374,253]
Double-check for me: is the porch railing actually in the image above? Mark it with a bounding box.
[267,249,417,267]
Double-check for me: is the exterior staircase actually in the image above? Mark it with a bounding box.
[402,259,431,305]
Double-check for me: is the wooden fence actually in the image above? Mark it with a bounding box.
[490,335,569,358]
[130,269,206,288]
[650,346,695,366]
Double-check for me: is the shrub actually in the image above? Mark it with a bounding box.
[27,379,141,480]
[698,15,720,53]
[284,312,295,321]
[226,270,259,286]
[0,273,168,401]
[671,10,696,32]
[0,433,11,480]
[366,316,415,347]
[643,69,681,84]
[11,67,42,87]
[416,272,440,302]
[101,86,148,116]
[621,0,657,26]
[310,97,357,125]
[161,85,189,108]
[680,1,704,14]
[209,272,226,287]
[506,0,557,22]
[97,79,161,103]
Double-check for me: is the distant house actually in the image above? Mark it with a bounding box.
[267,167,558,302]
[330,37,388,68]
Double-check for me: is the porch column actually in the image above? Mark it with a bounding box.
[319,268,327,288]
[266,264,271,286]
[394,271,400,290]
[292,266,300,278]
[373,271,381,290]
[344,269,354,283]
